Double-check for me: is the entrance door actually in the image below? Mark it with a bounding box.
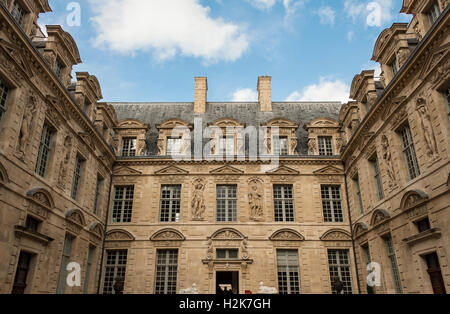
[424,253,446,294]
[216,271,239,294]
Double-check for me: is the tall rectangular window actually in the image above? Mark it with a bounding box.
[56,234,74,294]
[328,249,353,294]
[370,155,384,200]
[444,88,450,119]
[273,185,294,222]
[361,243,375,294]
[216,185,237,222]
[83,245,96,294]
[218,136,235,156]
[0,78,9,124]
[166,137,182,155]
[398,124,420,180]
[384,234,403,294]
[160,185,181,222]
[112,186,134,223]
[71,154,84,200]
[353,175,364,214]
[318,136,333,156]
[54,59,64,80]
[390,55,398,76]
[93,176,103,215]
[155,249,178,295]
[321,185,343,222]
[427,1,441,25]
[103,250,127,294]
[273,136,288,155]
[277,249,300,294]
[121,137,136,157]
[35,123,54,177]
[11,251,33,294]
[11,1,26,27]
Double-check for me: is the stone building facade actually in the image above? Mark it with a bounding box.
[0,0,448,294]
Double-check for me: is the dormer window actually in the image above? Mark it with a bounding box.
[54,59,64,80]
[122,137,136,157]
[390,55,398,76]
[427,1,441,25]
[318,136,333,156]
[416,217,431,233]
[273,136,288,156]
[218,136,235,156]
[0,78,9,124]
[166,137,182,155]
[11,1,26,28]
[83,98,91,114]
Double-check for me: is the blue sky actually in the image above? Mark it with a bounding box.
[38,0,411,103]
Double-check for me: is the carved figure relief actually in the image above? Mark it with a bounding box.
[397,48,410,68]
[206,239,214,259]
[241,239,249,260]
[308,137,317,155]
[381,135,397,188]
[335,137,344,154]
[290,137,297,154]
[157,138,165,155]
[192,178,206,221]
[57,135,72,187]
[248,177,264,221]
[137,139,146,156]
[416,97,439,161]
[17,95,37,159]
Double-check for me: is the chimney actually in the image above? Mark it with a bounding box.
[194,77,208,113]
[258,76,272,112]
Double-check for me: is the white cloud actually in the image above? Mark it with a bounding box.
[89,0,249,63]
[362,61,382,80]
[232,88,258,102]
[344,0,394,27]
[286,77,351,103]
[317,6,336,25]
[246,0,277,10]
[347,30,355,42]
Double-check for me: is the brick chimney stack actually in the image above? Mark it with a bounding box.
[258,76,272,112]
[194,77,208,113]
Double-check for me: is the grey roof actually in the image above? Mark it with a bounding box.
[109,102,342,156]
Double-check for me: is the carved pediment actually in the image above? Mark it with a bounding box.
[155,165,189,175]
[211,228,245,240]
[419,43,450,80]
[116,119,149,130]
[210,118,244,128]
[269,229,305,241]
[156,119,192,130]
[313,165,344,175]
[210,165,244,175]
[370,209,391,226]
[0,39,34,78]
[353,222,369,237]
[359,132,375,151]
[320,229,352,241]
[114,166,142,176]
[89,223,104,239]
[78,132,96,151]
[266,165,299,175]
[150,228,185,241]
[262,118,299,128]
[65,209,86,226]
[105,229,135,241]
[304,117,340,130]
[26,188,54,209]
[400,190,428,210]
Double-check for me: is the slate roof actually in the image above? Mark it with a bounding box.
[108,102,342,156]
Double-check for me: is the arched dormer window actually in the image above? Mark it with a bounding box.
[304,118,342,155]
[207,118,245,156]
[261,118,299,156]
[114,119,149,157]
[156,119,192,156]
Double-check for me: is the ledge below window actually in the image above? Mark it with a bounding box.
[14,225,54,245]
[402,228,441,246]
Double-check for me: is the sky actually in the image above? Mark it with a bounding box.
[37,0,411,103]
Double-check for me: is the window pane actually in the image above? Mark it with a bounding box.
[318,137,333,156]
[103,250,127,294]
[56,234,74,294]
[328,249,353,294]
[0,78,9,123]
[167,138,182,155]
[35,124,53,177]
[371,156,384,200]
[122,138,137,157]
[71,155,84,200]
[384,235,403,294]
[112,186,134,223]
[277,250,300,294]
[155,250,178,295]
[216,185,237,222]
[160,185,181,222]
[399,125,420,180]
[11,1,26,27]
[321,185,343,222]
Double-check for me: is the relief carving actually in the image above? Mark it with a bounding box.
[17,94,37,160]
[381,135,397,189]
[57,135,72,188]
[416,97,439,162]
[308,137,317,155]
[191,178,206,221]
[248,177,264,221]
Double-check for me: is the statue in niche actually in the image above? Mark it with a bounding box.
[416,97,439,161]
[137,139,146,156]
[17,95,37,160]
[336,137,344,154]
[191,178,206,221]
[157,138,165,155]
[264,137,271,154]
[57,136,72,187]
[290,137,297,154]
[381,135,397,188]
[379,72,386,88]
[248,178,263,221]
[397,49,410,67]
[183,137,191,155]
[206,239,214,259]
[308,138,317,155]
[241,239,249,260]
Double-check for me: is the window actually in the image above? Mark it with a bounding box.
[54,59,64,80]
[71,154,85,200]
[361,243,375,294]
[390,55,398,76]
[11,1,26,28]
[427,1,441,25]
[383,234,403,294]
[318,136,333,156]
[416,217,431,233]
[277,249,300,294]
[25,216,40,232]
[218,136,235,156]
[56,234,74,294]
[273,136,288,156]
[112,186,134,223]
[160,185,181,222]
[353,175,363,214]
[121,137,136,157]
[328,249,353,294]
[166,137,182,155]
[0,78,9,124]
[321,185,343,222]
[370,155,384,200]
[273,185,294,222]
[103,250,127,294]
[155,249,178,295]
[398,124,420,180]
[83,99,90,115]
[216,249,239,259]
[35,123,54,177]
[83,245,96,294]
[444,88,450,119]
[217,185,237,222]
[11,251,33,294]
[93,176,103,215]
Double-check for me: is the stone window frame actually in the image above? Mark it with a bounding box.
[208,118,245,157]
[262,118,299,156]
[396,122,421,181]
[216,184,238,222]
[352,173,364,215]
[114,119,150,157]
[327,248,354,294]
[369,153,385,201]
[111,185,134,223]
[159,184,182,223]
[273,184,295,222]
[154,249,179,295]
[304,117,342,156]
[93,174,104,215]
[0,76,10,125]
[156,119,192,156]
[35,121,57,178]
[56,233,76,294]
[382,233,403,294]
[70,152,86,200]
[276,249,301,294]
[102,249,128,294]
[320,185,344,223]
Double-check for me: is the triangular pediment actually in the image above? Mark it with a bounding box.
[210,165,244,174]
[419,42,450,80]
[155,165,189,175]
[266,165,299,175]
[313,165,344,175]
[0,39,34,78]
[114,166,142,176]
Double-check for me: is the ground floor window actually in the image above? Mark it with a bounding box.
[328,249,353,294]
[103,250,128,294]
[276,249,300,294]
[155,249,178,295]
